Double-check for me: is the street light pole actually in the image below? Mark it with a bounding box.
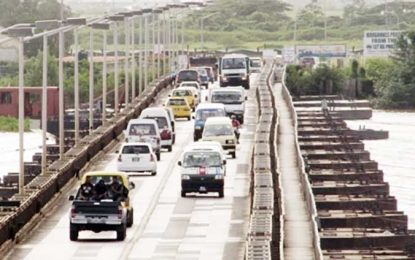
[18,36,25,195]
[131,18,136,100]
[59,30,64,158]
[88,29,94,133]
[102,29,107,126]
[74,29,80,145]
[113,22,119,115]
[152,11,156,83]
[138,15,143,94]
[144,14,148,87]
[124,17,130,108]
[41,35,48,175]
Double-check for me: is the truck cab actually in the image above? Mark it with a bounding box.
[219,54,251,89]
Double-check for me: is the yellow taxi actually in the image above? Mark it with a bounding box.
[165,97,192,120]
[80,171,135,227]
[171,87,198,111]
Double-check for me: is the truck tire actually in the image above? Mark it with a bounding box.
[127,208,134,228]
[168,145,173,152]
[70,224,78,241]
[243,82,250,90]
[231,151,236,159]
[116,224,127,241]
[181,190,186,197]
[219,189,224,198]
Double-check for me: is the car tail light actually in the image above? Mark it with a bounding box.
[71,206,77,218]
[150,153,155,162]
[118,155,122,162]
[160,129,171,140]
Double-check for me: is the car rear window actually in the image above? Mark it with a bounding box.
[178,71,198,81]
[168,99,187,106]
[122,145,150,154]
[129,124,156,135]
[173,90,191,96]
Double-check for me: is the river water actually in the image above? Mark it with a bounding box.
[346,110,415,229]
[0,131,55,178]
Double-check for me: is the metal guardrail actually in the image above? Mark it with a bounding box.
[280,66,324,260]
[0,76,173,250]
[246,63,282,260]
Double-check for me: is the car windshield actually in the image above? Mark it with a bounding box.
[178,71,197,81]
[173,90,191,97]
[195,109,225,121]
[122,145,150,154]
[144,116,168,129]
[167,99,187,106]
[183,152,222,167]
[196,68,208,76]
[203,124,234,136]
[211,92,242,104]
[129,124,156,136]
[222,58,246,69]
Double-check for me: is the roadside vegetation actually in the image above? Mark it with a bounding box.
[0,117,30,132]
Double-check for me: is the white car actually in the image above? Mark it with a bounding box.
[140,107,174,152]
[125,119,161,161]
[117,142,157,176]
[209,87,247,123]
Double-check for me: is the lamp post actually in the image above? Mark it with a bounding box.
[34,19,61,175]
[6,26,34,195]
[90,22,111,127]
[67,18,87,146]
[108,15,124,115]
[200,13,215,50]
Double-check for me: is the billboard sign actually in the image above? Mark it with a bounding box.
[295,44,347,58]
[363,30,402,57]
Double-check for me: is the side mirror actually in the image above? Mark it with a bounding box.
[195,94,198,98]
[115,150,119,153]
[178,161,182,166]
[192,115,195,119]
[129,182,136,190]
[168,94,171,97]
[223,160,227,165]
[69,195,75,201]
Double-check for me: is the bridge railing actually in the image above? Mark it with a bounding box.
[280,66,323,260]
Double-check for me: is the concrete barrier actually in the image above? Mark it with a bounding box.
[280,66,324,260]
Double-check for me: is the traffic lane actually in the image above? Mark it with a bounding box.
[126,77,258,260]
[5,88,196,259]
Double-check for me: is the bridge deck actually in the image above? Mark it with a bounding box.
[274,83,316,259]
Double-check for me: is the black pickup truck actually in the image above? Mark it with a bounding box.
[69,200,128,241]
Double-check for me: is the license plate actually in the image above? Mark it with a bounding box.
[132,157,140,162]
[199,186,207,192]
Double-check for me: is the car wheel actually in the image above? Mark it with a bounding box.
[127,208,134,227]
[219,189,224,198]
[231,151,236,159]
[187,116,191,121]
[69,224,78,241]
[116,224,127,241]
[151,171,157,176]
[156,152,161,161]
[168,145,173,152]
[181,190,186,197]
